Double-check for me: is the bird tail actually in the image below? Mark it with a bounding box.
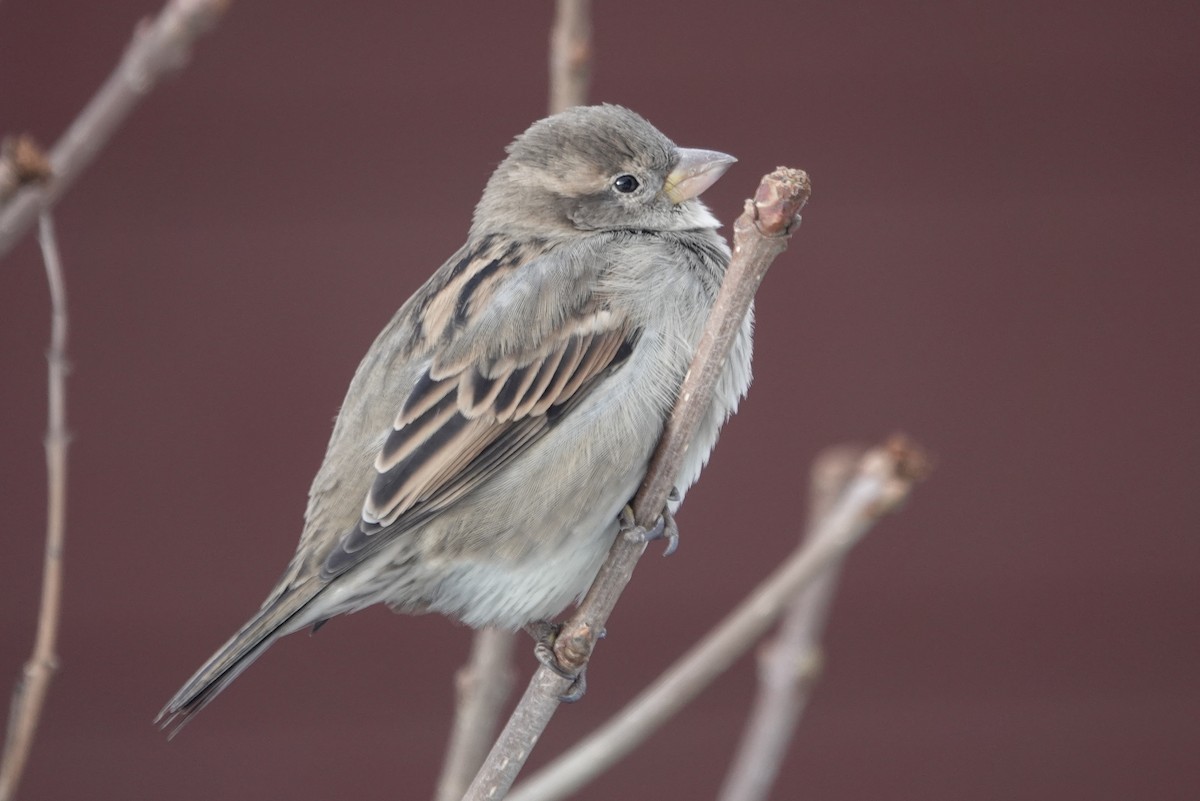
[157,579,323,735]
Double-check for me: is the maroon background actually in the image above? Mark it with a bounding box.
[2,1,1197,799]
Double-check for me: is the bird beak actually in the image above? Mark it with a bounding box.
[662,148,737,204]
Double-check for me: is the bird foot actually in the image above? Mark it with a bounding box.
[619,496,680,556]
[525,621,588,702]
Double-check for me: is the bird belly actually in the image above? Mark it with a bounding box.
[420,502,626,629]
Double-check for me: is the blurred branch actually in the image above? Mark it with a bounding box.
[435,629,517,801]
[0,1,228,791]
[507,436,930,801]
[462,167,813,801]
[715,446,864,801]
[436,3,596,797]
[0,0,230,262]
[0,215,71,801]
[548,0,591,114]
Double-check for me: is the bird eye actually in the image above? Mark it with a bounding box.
[612,174,640,194]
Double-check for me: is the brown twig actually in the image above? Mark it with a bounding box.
[436,4,597,796]
[0,215,71,801]
[0,0,230,261]
[0,136,53,205]
[506,436,930,801]
[715,446,864,801]
[461,168,813,801]
[630,168,811,530]
[548,0,591,115]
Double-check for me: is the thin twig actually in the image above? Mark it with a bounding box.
[0,215,71,801]
[436,5,597,795]
[435,630,518,801]
[548,0,591,115]
[630,169,812,529]
[462,168,813,801]
[0,0,230,262]
[716,446,864,801]
[506,437,930,801]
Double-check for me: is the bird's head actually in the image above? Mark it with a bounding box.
[472,104,735,238]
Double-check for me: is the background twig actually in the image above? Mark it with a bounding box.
[507,437,930,801]
[716,446,865,801]
[0,215,71,801]
[462,167,813,801]
[0,0,229,261]
[548,0,591,115]
[435,3,595,796]
[435,629,517,801]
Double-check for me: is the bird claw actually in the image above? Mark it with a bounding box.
[526,621,588,702]
[620,503,679,556]
[618,504,636,530]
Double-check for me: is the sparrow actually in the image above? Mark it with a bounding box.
[159,104,753,729]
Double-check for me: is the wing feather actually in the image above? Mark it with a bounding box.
[398,373,456,424]
[510,342,569,419]
[323,275,638,580]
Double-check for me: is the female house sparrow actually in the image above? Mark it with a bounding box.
[160,104,753,728]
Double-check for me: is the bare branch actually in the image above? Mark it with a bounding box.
[0,215,71,801]
[631,168,811,529]
[548,0,591,115]
[507,436,930,801]
[462,168,813,801]
[716,446,864,801]
[435,630,518,801]
[0,0,230,261]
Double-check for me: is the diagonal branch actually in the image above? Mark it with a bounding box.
[0,215,71,801]
[715,446,866,801]
[461,167,813,801]
[0,0,230,262]
[507,437,930,801]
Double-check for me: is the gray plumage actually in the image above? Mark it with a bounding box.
[160,105,752,730]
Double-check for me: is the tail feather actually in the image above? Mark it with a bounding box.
[158,581,323,735]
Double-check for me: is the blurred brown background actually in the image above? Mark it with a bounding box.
[1,1,1197,799]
